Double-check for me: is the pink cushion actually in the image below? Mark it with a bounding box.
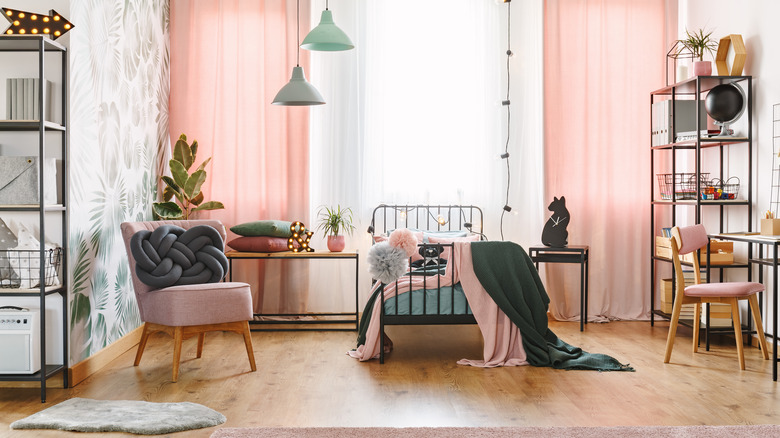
[685,281,764,298]
[228,236,297,252]
[374,232,424,262]
[140,282,253,326]
[428,235,480,260]
[676,224,709,255]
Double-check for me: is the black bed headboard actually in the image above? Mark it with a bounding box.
[368,204,484,237]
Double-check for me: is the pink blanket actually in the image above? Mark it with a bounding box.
[348,242,527,367]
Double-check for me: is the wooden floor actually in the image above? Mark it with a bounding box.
[1,320,778,438]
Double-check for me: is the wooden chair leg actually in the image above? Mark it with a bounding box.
[748,294,769,360]
[196,333,205,358]
[134,322,151,366]
[172,326,184,382]
[729,298,745,370]
[692,302,701,353]
[664,294,685,363]
[242,321,257,372]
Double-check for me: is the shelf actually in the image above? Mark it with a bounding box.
[0,120,66,131]
[0,285,66,296]
[0,364,65,382]
[651,255,749,269]
[0,204,65,212]
[651,138,749,149]
[651,310,754,332]
[651,75,751,96]
[652,199,750,206]
[0,35,65,52]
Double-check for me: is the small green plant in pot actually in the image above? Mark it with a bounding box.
[316,205,355,252]
[153,134,225,220]
[680,28,718,76]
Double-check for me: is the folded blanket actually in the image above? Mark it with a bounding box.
[470,241,634,372]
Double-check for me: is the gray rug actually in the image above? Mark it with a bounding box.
[11,397,226,435]
[209,425,780,438]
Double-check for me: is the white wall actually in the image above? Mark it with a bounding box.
[681,0,780,335]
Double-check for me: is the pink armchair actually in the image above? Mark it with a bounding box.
[121,220,256,381]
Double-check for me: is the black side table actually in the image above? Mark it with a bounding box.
[528,245,590,331]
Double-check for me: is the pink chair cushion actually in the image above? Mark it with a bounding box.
[140,281,253,326]
[685,281,764,297]
[676,224,709,255]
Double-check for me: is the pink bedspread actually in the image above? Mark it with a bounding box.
[348,242,527,367]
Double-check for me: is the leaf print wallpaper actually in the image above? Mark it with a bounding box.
[68,0,169,362]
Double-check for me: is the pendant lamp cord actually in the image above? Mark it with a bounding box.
[296,0,300,66]
[500,1,512,241]
[326,0,329,10]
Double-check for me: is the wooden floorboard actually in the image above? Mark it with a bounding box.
[0,320,778,438]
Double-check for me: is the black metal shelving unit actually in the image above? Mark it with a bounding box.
[0,35,68,403]
[649,75,753,332]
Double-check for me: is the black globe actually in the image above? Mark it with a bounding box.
[705,84,744,122]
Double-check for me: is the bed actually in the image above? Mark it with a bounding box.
[363,204,485,363]
[352,204,633,371]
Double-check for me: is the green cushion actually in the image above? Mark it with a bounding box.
[230,220,293,238]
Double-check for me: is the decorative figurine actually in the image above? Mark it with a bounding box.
[541,196,569,248]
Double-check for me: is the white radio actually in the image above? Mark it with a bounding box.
[0,306,40,374]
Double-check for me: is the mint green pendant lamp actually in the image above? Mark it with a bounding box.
[300,1,354,51]
[273,0,325,106]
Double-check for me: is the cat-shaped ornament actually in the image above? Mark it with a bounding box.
[541,196,569,247]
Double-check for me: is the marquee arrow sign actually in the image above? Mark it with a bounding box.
[2,8,74,40]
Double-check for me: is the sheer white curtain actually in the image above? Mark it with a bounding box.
[308,0,544,311]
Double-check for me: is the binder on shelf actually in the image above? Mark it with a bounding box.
[24,78,33,120]
[651,100,708,146]
[14,79,23,120]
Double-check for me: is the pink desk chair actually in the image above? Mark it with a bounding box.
[664,224,769,370]
[121,220,256,381]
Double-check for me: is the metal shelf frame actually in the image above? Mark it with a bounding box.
[0,35,69,402]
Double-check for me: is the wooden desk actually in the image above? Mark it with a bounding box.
[226,250,359,331]
[528,245,590,331]
[708,232,780,381]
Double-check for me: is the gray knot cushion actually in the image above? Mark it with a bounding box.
[130,225,228,288]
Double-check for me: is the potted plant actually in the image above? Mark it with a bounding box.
[316,205,355,252]
[153,134,225,220]
[680,28,718,76]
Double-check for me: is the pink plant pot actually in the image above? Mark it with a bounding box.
[693,61,712,76]
[327,235,346,252]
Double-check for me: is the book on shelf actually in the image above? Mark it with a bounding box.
[24,78,33,120]
[14,78,23,120]
[661,227,672,238]
[675,129,730,141]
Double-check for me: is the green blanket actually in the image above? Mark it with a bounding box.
[470,241,634,371]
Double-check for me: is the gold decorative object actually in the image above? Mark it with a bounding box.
[715,34,746,76]
[288,221,314,253]
[2,8,74,39]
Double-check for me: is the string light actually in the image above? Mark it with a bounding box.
[499,0,512,241]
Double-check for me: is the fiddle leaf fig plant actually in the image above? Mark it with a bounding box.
[153,134,225,220]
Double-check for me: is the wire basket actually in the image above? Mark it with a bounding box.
[700,177,740,200]
[0,247,62,289]
[657,173,710,200]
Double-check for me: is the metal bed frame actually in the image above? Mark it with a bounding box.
[368,205,484,363]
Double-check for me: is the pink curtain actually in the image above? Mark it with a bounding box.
[169,0,311,313]
[543,0,673,321]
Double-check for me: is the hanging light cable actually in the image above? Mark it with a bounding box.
[500,0,512,240]
[301,0,354,51]
[273,0,326,106]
